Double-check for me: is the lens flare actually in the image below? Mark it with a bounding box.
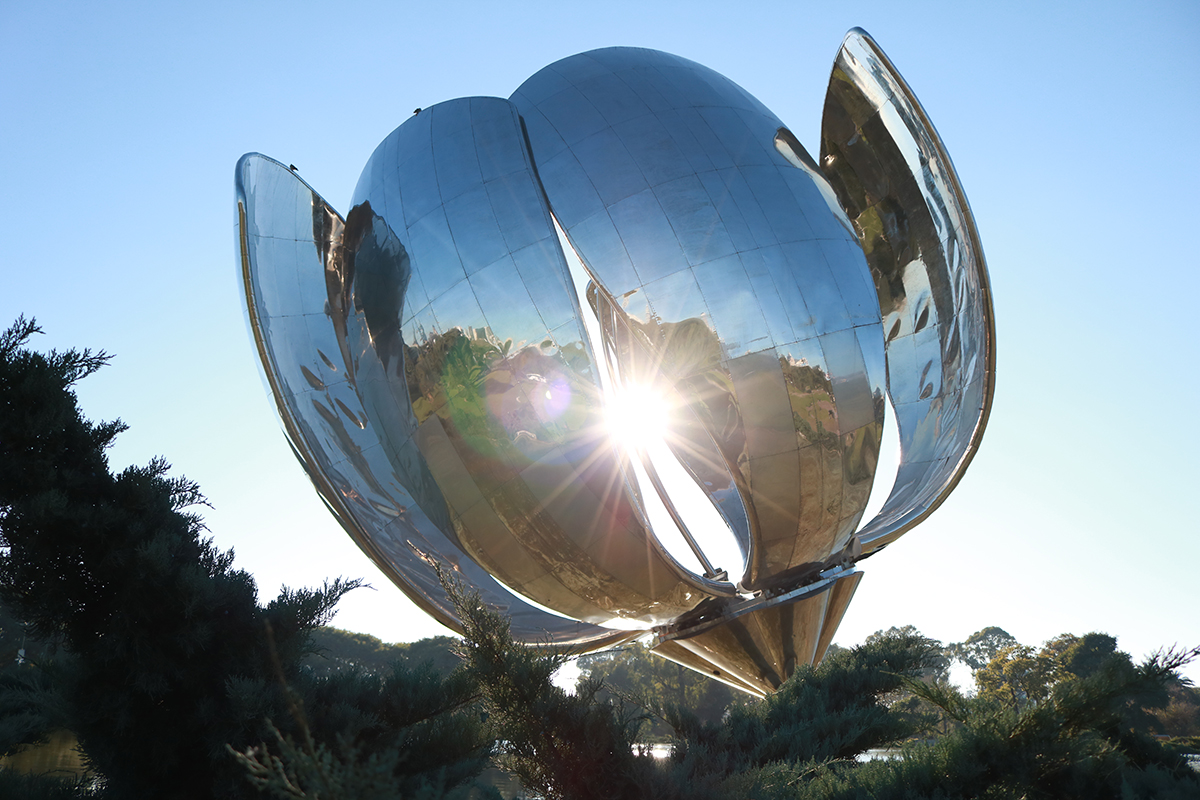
[604,384,668,450]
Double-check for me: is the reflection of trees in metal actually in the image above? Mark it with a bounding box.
[235,29,993,696]
[781,356,838,450]
[402,326,603,489]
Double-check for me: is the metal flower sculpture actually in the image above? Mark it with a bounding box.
[235,29,994,696]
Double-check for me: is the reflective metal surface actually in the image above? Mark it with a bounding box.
[511,48,885,594]
[236,153,636,649]
[819,29,996,553]
[236,30,992,690]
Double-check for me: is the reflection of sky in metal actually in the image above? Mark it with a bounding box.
[236,31,993,694]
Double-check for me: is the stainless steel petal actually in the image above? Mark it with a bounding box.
[346,98,718,626]
[819,29,996,553]
[236,152,634,648]
[512,48,886,590]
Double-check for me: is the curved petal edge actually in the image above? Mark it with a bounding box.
[819,29,996,553]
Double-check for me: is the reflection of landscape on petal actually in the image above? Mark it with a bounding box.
[390,261,887,608]
[781,355,839,451]
[575,272,886,589]
[404,326,599,462]
[396,322,708,625]
[624,290,880,558]
[844,410,883,489]
[781,351,882,494]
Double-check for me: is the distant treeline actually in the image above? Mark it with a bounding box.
[302,627,461,676]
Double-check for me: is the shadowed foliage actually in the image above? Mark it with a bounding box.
[0,318,491,799]
[443,568,939,800]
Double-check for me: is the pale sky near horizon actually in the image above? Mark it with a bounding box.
[2,1,1197,681]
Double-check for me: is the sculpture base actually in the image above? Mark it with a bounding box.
[652,569,862,697]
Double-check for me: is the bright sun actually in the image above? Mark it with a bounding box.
[604,384,669,449]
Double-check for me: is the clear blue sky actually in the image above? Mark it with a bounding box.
[3,1,1197,680]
